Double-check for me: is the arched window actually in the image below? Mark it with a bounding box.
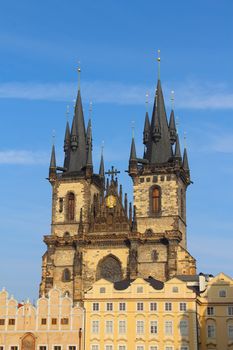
[67,192,75,221]
[179,319,188,336]
[151,186,161,214]
[62,268,71,282]
[96,255,122,283]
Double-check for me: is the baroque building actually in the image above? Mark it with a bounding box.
[39,65,196,302]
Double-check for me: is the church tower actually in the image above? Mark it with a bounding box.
[40,62,196,302]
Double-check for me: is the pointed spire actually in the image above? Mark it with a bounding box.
[64,121,71,150]
[99,144,105,178]
[182,148,190,172]
[70,118,78,150]
[86,119,93,169]
[129,137,137,161]
[49,144,56,179]
[169,110,177,145]
[174,134,182,160]
[143,112,150,145]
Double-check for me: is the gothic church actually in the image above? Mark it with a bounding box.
[39,67,196,302]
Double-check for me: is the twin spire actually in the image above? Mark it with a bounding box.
[129,57,190,179]
[49,70,104,180]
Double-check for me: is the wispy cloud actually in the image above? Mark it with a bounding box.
[0,80,233,109]
[0,150,48,165]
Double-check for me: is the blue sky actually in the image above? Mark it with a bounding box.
[0,0,233,301]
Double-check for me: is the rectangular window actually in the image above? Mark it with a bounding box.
[119,320,126,334]
[228,306,233,316]
[54,347,61,350]
[0,347,4,350]
[137,302,144,311]
[8,319,15,325]
[165,347,173,350]
[119,302,126,311]
[68,347,76,350]
[93,303,99,311]
[150,302,157,311]
[207,324,215,338]
[92,320,99,334]
[180,347,188,350]
[100,287,106,293]
[39,347,47,350]
[136,346,144,350]
[228,325,233,339]
[41,318,47,325]
[106,303,113,311]
[219,290,226,297]
[119,346,126,350]
[105,346,113,350]
[106,320,113,334]
[136,320,144,334]
[165,302,172,311]
[51,318,57,325]
[149,347,158,350]
[0,319,5,325]
[150,320,158,334]
[10,347,18,350]
[61,318,69,325]
[91,346,99,350]
[179,303,187,312]
[207,307,214,316]
[165,320,173,335]
[180,320,188,336]
[137,286,143,293]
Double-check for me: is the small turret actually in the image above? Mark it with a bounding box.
[86,119,93,177]
[182,148,190,173]
[70,118,78,151]
[128,135,138,176]
[169,110,177,145]
[64,121,70,169]
[174,134,182,161]
[49,144,56,180]
[143,112,150,145]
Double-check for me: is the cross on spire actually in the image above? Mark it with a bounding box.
[105,166,120,182]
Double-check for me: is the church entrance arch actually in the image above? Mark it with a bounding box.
[96,254,123,282]
[21,333,35,350]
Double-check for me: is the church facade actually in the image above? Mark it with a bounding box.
[39,68,196,303]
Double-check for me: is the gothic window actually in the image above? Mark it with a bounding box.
[59,198,63,213]
[151,250,159,262]
[151,186,161,215]
[96,255,122,283]
[62,268,71,282]
[67,192,75,221]
[21,333,36,350]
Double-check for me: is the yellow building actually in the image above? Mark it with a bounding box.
[84,277,198,350]
[197,273,233,350]
[0,287,84,350]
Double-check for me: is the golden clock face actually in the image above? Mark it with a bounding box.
[106,195,117,208]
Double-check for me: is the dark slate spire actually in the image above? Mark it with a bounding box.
[129,136,137,161]
[182,148,190,172]
[169,109,177,145]
[146,80,173,165]
[86,119,93,177]
[174,134,182,160]
[99,148,105,178]
[68,87,87,173]
[49,144,56,179]
[143,112,150,145]
[63,121,70,169]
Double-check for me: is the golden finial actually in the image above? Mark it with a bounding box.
[131,120,135,138]
[184,131,187,148]
[157,49,161,79]
[66,105,70,122]
[77,61,81,90]
[176,116,179,134]
[52,129,56,145]
[145,92,149,112]
[101,140,104,156]
[171,90,175,110]
[89,101,93,120]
